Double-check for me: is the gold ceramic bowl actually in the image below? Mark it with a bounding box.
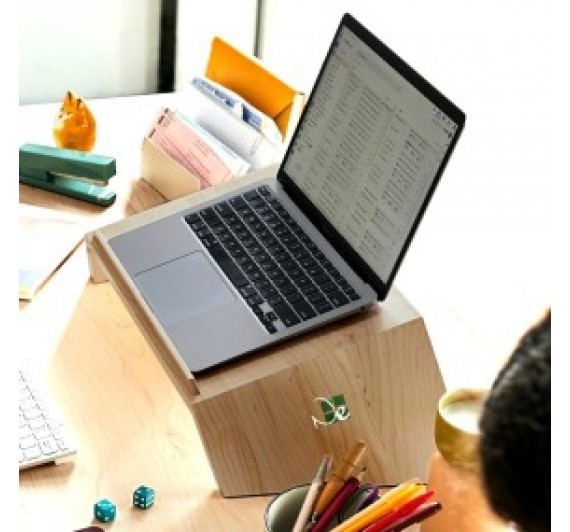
[434,388,488,472]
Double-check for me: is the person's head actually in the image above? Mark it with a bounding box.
[479,309,551,532]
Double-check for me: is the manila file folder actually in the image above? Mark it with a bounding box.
[140,137,201,201]
[205,36,305,142]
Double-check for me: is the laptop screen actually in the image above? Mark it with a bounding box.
[280,14,465,299]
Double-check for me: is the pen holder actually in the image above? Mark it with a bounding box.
[264,485,309,532]
[264,482,376,532]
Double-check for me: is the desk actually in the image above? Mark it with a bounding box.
[19,95,275,531]
[18,93,547,531]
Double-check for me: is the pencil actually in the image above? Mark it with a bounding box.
[329,478,420,532]
[292,456,331,532]
[311,476,361,532]
[382,501,442,531]
[312,440,367,520]
[360,489,434,531]
[342,482,425,532]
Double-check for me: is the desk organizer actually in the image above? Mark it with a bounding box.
[87,169,445,497]
[141,36,305,201]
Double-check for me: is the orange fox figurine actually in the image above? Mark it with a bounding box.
[53,91,97,152]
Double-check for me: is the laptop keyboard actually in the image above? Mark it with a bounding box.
[185,185,360,334]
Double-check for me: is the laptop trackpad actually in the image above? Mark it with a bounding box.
[134,252,236,328]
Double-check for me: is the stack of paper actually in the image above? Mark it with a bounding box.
[146,107,250,189]
[140,35,305,200]
[179,77,283,170]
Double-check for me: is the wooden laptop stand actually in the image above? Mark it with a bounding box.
[87,167,445,497]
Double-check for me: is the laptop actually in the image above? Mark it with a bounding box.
[108,13,465,373]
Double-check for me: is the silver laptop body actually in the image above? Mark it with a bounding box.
[109,13,465,373]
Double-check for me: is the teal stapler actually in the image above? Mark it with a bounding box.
[19,143,117,207]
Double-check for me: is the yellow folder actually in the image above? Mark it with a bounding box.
[205,36,304,141]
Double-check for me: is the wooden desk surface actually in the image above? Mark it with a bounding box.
[19,251,273,531]
[19,95,274,531]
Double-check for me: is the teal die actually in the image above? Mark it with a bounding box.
[133,485,155,509]
[94,498,116,522]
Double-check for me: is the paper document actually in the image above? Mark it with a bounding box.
[191,76,283,144]
[19,205,85,300]
[180,82,283,169]
[175,110,251,178]
[147,108,232,188]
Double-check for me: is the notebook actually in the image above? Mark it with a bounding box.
[108,13,465,373]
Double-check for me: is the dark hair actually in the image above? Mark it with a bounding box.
[479,309,551,532]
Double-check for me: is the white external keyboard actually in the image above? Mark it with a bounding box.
[19,367,77,470]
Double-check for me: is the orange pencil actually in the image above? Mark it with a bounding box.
[312,476,361,532]
[329,479,421,532]
[312,440,368,520]
[361,489,435,531]
[345,483,425,532]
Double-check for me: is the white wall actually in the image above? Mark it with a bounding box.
[19,0,161,104]
[174,0,258,91]
[260,0,559,386]
[19,0,259,105]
